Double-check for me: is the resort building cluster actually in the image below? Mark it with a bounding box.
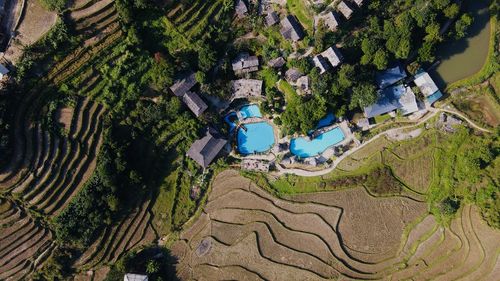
[166,0,443,171]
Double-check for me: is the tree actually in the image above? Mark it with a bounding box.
[454,14,473,39]
[360,37,378,65]
[418,41,436,62]
[146,260,160,274]
[373,49,388,70]
[337,64,355,90]
[149,55,174,90]
[198,44,217,72]
[444,3,460,19]
[314,21,327,53]
[424,22,442,42]
[350,83,377,109]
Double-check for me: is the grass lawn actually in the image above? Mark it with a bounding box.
[286,0,314,33]
[374,113,392,124]
[278,80,299,103]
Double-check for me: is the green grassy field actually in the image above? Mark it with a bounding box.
[286,0,314,33]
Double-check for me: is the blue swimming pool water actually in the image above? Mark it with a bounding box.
[317,113,336,129]
[224,112,238,132]
[239,104,262,119]
[290,127,345,158]
[237,122,275,155]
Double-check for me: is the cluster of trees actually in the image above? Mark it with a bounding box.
[356,0,472,69]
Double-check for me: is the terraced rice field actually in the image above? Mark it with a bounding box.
[74,196,158,270]
[173,170,500,280]
[0,199,55,280]
[163,0,229,52]
[0,0,159,277]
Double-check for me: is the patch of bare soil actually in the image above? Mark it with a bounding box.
[3,0,57,63]
[56,106,74,132]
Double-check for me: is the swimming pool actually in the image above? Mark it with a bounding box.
[239,104,262,119]
[290,127,345,158]
[237,122,275,155]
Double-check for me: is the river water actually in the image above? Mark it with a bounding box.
[430,0,491,88]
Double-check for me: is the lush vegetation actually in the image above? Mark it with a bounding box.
[106,247,178,281]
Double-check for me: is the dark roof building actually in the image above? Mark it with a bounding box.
[285,68,303,83]
[232,52,259,75]
[265,11,280,26]
[268,56,286,68]
[313,55,331,74]
[235,0,248,18]
[169,72,197,97]
[376,64,407,89]
[187,129,227,168]
[337,1,354,19]
[364,85,418,118]
[182,91,208,117]
[313,46,343,74]
[280,15,305,42]
[0,64,9,80]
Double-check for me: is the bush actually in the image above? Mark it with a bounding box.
[39,0,66,12]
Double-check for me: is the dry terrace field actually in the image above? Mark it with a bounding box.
[172,170,500,280]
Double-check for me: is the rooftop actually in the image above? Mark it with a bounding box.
[232,52,259,74]
[285,68,303,83]
[337,1,354,19]
[414,72,439,97]
[187,129,227,168]
[280,15,305,42]
[364,85,418,118]
[231,79,263,101]
[268,56,286,68]
[265,11,280,26]
[376,64,407,89]
[353,0,364,7]
[321,46,343,68]
[182,91,208,117]
[235,0,248,18]
[313,55,331,74]
[315,11,340,31]
[170,72,197,97]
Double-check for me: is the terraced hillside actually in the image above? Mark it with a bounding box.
[164,0,232,52]
[173,170,500,280]
[0,0,160,278]
[0,97,105,216]
[0,198,55,280]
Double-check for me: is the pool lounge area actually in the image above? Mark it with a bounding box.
[290,127,345,158]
